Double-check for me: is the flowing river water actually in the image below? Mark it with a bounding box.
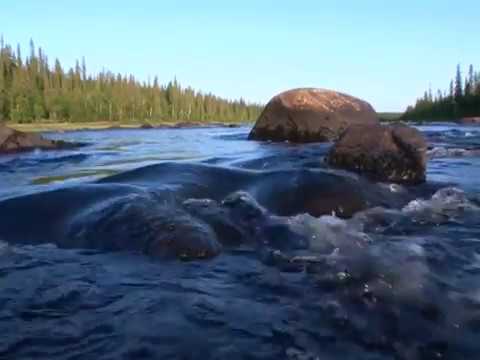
[0,124,479,359]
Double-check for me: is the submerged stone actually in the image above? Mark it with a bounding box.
[66,193,223,260]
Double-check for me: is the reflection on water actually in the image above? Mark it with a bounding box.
[31,169,120,185]
[0,127,264,200]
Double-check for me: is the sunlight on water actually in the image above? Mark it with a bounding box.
[31,169,119,185]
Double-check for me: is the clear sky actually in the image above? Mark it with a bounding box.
[2,0,479,111]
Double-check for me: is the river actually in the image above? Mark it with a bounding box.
[0,124,479,359]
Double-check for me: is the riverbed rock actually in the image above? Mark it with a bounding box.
[0,161,437,259]
[0,123,78,154]
[64,191,223,260]
[327,123,427,184]
[248,88,379,143]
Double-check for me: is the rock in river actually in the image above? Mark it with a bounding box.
[0,162,437,259]
[0,123,78,154]
[248,88,379,143]
[459,116,480,125]
[327,123,427,184]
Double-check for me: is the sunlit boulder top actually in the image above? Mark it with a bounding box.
[248,88,379,143]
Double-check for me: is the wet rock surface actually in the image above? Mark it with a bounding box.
[328,123,428,183]
[0,163,433,259]
[248,88,379,143]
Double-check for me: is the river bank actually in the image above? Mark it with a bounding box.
[6,121,247,133]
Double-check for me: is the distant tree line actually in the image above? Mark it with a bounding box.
[0,37,262,123]
[402,64,480,121]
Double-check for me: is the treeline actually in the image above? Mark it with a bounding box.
[403,64,480,121]
[0,37,263,123]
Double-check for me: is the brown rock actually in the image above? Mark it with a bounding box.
[0,123,79,154]
[327,123,427,184]
[248,88,379,143]
[459,117,480,125]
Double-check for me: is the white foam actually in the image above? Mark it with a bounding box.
[0,240,9,254]
[403,187,478,218]
[290,213,372,254]
[428,146,480,158]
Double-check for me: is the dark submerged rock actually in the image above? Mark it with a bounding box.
[184,191,310,251]
[0,185,222,260]
[100,162,436,218]
[248,88,379,143]
[0,162,437,259]
[327,123,427,184]
[0,123,80,154]
[182,198,247,246]
[100,162,419,219]
[67,193,222,260]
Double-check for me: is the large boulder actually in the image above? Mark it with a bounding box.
[0,123,77,154]
[327,123,427,184]
[248,88,379,143]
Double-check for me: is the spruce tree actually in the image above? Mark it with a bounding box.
[454,64,463,100]
[404,64,480,121]
[0,37,263,124]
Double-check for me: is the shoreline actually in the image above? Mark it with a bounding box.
[6,118,478,134]
[6,121,251,133]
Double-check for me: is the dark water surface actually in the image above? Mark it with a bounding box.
[0,124,479,359]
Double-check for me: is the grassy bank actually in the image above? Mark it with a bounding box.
[7,121,250,133]
[377,112,403,122]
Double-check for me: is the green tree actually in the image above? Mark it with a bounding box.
[454,64,463,100]
[403,64,480,121]
[0,37,263,124]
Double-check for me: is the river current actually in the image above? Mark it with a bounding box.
[0,124,479,360]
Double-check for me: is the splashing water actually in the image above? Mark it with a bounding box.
[0,124,479,359]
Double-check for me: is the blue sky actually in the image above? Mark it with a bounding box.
[2,0,479,111]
